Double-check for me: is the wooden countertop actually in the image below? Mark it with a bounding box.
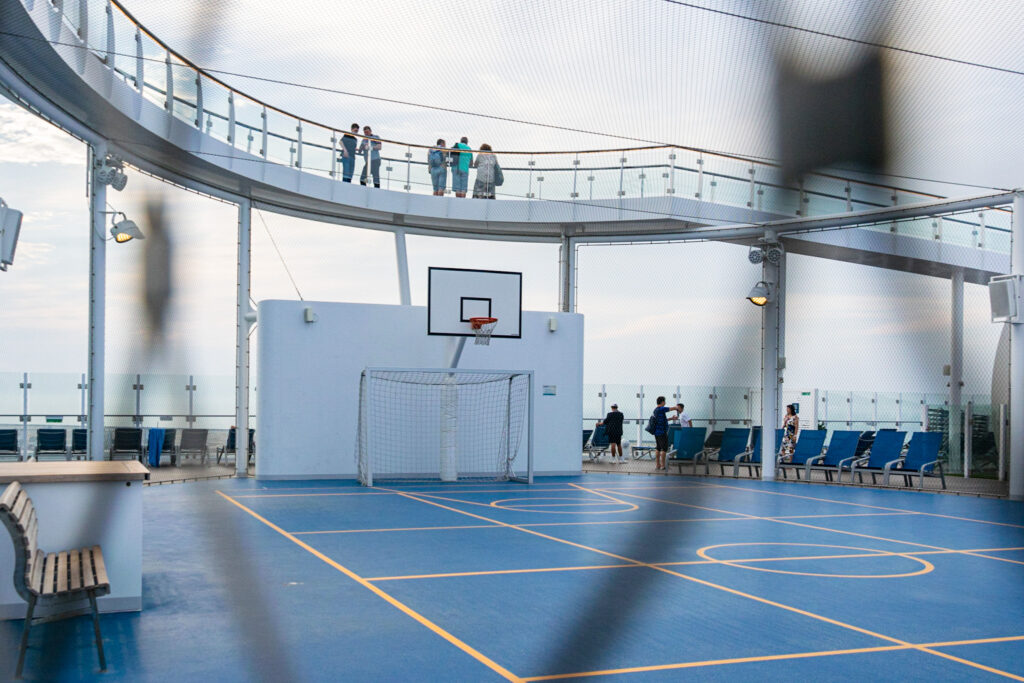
[0,461,150,484]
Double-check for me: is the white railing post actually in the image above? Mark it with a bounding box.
[78,0,88,46]
[186,376,196,426]
[977,211,986,249]
[527,158,535,199]
[404,146,412,191]
[79,373,87,428]
[667,149,676,196]
[164,53,174,113]
[845,183,853,212]
[617,157,626,198]
[599,384,606,417]
[104,1,114,65]
[330,133,337,178]
[260,107,268,158]
[637,386,645,447]
[695,155,704,199]
[194,75,203,128]
[571,154,580,199]
[710,387,717,428]
[227,93,235,145]
[134,29,143,91]
[964,401,973,478]
[20,373,29,461]
[747,166,756,207]
[133,374,143,427]
[295,122,303,168]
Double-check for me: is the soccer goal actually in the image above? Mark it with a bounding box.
[356,368,534,486]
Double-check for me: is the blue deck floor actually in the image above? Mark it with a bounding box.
[2,475,1023,681]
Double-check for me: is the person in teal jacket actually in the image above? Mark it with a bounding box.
[451,137,472,197]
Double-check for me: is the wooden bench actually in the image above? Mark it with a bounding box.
[0,480,109,677]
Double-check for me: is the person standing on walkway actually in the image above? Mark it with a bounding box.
[674,403,692,428]
[598,403,625,463]
[428,139,448,196]
[781,404,799,460]
[471,143,502,199]
[340,123,358,182]
[451,137,472,197]
[649,396,675,471]
[359,126,382,188]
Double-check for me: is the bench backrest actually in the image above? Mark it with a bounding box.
[590,425,609,448]
[790,430,827,465]
[672,427,707,461]
[821,430,860,466]
[112,428,143,451]
[865,430,907,468]
[902,432,942,471]
[854,431,875,458]
[0,429,18,453]
[36,429,67,452]
[0,481,40,602]
[160,428,177,452]
[71,428,88,452]
[718,428,751,462]
[704,430,724,450]
[744,428,784,464]
[179,428,208,450]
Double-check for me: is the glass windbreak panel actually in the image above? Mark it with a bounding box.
[197,74,231,143]
[601,383,641,440]
[902,393,927,430]
[802,174,852,218]
[191,373,235,424]
[140,374,189,429]
[714,386,751,426]
[138,34,168,110]
[28,373,82,422]
[0,373,25,429]
[169,57,199,125]
[851,391,875,427]
[874,392,901,428]
[582,384,606,423]
[264,109,298,167]
[702,156,757,212]
[984,209,1013,254]
[499,154,535,199]
[757,176,801,217]
[63,0,85,35]
[109,9,140,89]
[104,373,141,428]
[535,152,582,201]
[233,96,263,156]
[299,122,334,179]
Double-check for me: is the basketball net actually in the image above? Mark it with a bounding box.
[470,317,498,346]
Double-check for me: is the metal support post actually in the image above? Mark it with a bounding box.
[637,386,644,446]
[235,199,253,477]
[20,373,29,461]
[132,374,143,427]
[872,392,878,426]
[186,376,196,425]
[710,387,717,427]
[810,389,819,430]
[1009,193,1024,499]
[79,374,87,427]
[558,235,575,312]
[394,230,411,305]
[599,384,606,418]
[964,401,973,478]
[998,403,1007,482]
[949,268,964,473]
[760,233,781,480]
[88,143,107,461]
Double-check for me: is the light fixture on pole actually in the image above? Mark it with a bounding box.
[747,245,764,264]
[0,197,23,272]
[746,281,772,307]
[95,155,128,191]
[110,213,144,243]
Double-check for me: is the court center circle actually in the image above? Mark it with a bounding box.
[489,496,637,514]
[696,542,934,579]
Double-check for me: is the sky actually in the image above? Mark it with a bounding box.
[1,0,1021,418]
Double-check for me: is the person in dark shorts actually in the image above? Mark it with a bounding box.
[651,396,676,471]
[598,404,625,463]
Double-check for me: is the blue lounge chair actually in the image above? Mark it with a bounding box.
[34,429,68,461]
[0,430,20,462]
[584,425,609,462]
[70,428,88,459]
[705,428,751,476]
[109,427,143,461]
[884,432,945,489]
[670,426,707,474]
[854,431,875,459]
[160,428,178,466]
[737,427,784,478]
[777,430,827,479]
[582,429,593,451]
[850,430,906,484]
[806,430,859,482]
[178,428,209,464]
[217,428,256,465]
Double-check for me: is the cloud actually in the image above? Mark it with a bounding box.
[0,102,84,165]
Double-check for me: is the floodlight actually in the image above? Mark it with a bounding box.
[747,246,764,264]
[746,281,772,306]
[95,155,128,191]
[0,197,24,272]
[765,245,784,265]
[110,215,144,243]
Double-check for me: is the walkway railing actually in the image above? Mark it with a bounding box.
[27,0,1012,251]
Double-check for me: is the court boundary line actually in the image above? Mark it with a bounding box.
[382,485,1023,680]
[215,490,523,683]
[520,634,1024,681]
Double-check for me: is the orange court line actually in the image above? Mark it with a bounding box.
[292,523,501,535]
[215,491,523,683]
[521,634,1024,681]
[367,563,640,582]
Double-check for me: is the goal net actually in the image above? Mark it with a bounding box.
[357,368,533,486]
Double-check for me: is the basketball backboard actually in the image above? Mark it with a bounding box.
[427,267,522,338]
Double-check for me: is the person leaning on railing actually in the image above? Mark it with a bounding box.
[340,123,359,182]
[471,144,503,200]
[428,139,449,196]
[359,126,382,188]
[451,137,472,197]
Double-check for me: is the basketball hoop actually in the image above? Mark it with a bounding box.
[469,317,498,345]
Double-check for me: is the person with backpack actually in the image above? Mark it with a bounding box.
[428,139,449,196]
[471,143,503,199]
[645,396,677,471]
[451,137,472,198]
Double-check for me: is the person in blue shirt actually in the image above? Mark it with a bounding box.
[651,396,678,471]
[428,139,448,196]
[340,123,359,182]
[359,125,382,188]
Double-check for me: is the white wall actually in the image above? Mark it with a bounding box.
[255,300,583,479]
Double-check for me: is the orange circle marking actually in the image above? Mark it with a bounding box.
[696,542,934,579]
[489,497,637,514]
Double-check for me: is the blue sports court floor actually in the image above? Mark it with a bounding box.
[3,474,1024,681]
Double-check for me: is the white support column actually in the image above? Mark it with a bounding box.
[394,229,411,305]
[235,199,252,477]
[949,268,964,474]
[88,144,107,461]
[559,235,575,312]
[760,234,782,480]
[1010,193,1024,499]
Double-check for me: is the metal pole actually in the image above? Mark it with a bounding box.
[558,236,575,312]
[998,403,1007,482]
[394,230,411,305]
[964,401,973,478]
[21,373,28,461]
[760,234,780,481]
[88,143,107,461]
[79,373,87,428]
[186,375,195,426]
[811,388,819,430]
[235,199,252,477]
[527,373,534,484]
[637,386,644,447]
[710,387,716,428]
[600,384,606,418]
[950,268,964,473]
[1009,193,1024,500]
[133,373,142,427]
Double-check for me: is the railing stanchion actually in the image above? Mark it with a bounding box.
[537,173,544,200]
[844,183,853,211]
[404,146,412,192]
[134,28,143,91]
[710,387,717,428]
[638,170,645,198]
[617,157,626,197]
[194,74,203,128]
[588,174,594,200]
[696,154,704,199]
[977,211,986,248]
[79,374,87,428]
[295,122,303,168]
[133,374,143,428]
[260,107,268,158]
[330,133,337,178]
[78,0,88,47]
[164,52,173,113]
[637,386,644,448]
[20,373,29,461]
[747,166,755,207]
[227,92,235,145]
[571,154,579,199]
[667,149,676,195]
[105,1,114,65]
[527,157,535,199]
[186,376,196,425]
[932,218,942,242]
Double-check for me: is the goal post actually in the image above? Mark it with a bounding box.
[357,368,534,486]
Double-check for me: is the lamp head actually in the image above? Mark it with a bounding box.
[746,281,772,306]
[110,216,144,243]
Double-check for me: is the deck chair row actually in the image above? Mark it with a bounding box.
[0,427,224,464]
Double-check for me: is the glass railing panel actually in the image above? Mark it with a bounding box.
[0,373,25,432]
[138,32,168,111]
[138,373,189,429]
[27,372,83,422]
[169,56,199,125]
[109,6,140,89]
[231,94,263,156]
[194,73,228,142]
[190,373,235,422]
[296,121,333,177]
[850,391,876,428]
[263,108,297,167]
[103,372,142,428]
